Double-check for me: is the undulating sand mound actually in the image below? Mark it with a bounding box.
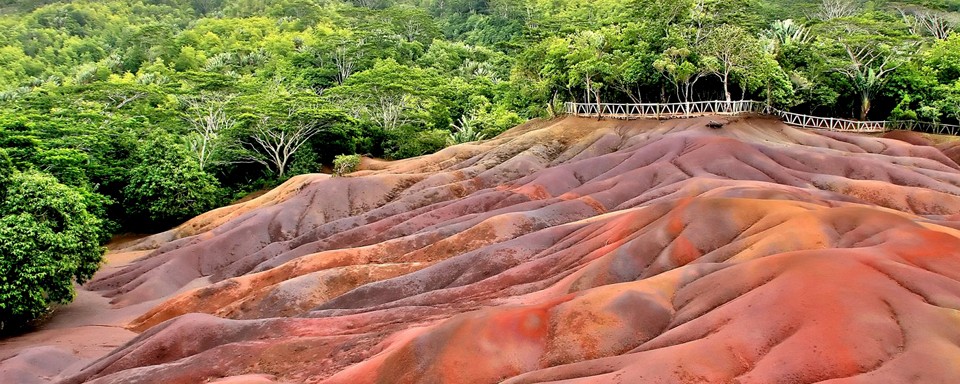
[881,130,934,146]
[10,115,960,383]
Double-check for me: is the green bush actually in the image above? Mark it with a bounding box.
[385,128,449,159]
[123,135,222,231]
[285,145,321,179]
[333,154,361,176]
[0,148,12,194]
[448,115,486,145]
[0,171,105,333]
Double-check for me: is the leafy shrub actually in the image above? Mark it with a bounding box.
[0,171,105,333]
[448,114,486,145]
[0,148,11,193]
[123,135,222,231]
[285,145,321,179]
[476,106,524,138]
[385,128,449,159]
[333,154,361,176]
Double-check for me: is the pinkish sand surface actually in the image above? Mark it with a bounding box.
[4,115,960,383]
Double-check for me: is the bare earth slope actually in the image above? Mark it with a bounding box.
[10,115,960,383]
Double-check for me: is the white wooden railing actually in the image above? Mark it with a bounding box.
[564,101,960,135]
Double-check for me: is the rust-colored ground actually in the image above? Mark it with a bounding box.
[5,115,960,383]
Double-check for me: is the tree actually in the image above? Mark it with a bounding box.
[702,24,764,102]
[382,6,440,44]
[509,37,569,116]
[240,102,345,178]
[831,39,905,120]
[606,23,658,103]
[123,135,222,230]
[0,148,13,194]
[927,33,960,85]
[243,112,320,179]
[566,30,614,114]
[0,171,105,332]
[191,0,225,16]
[806,13,913,118]
[631,0,696,29]
[897,7,955,40]
[740,51,792,105]
[815,0,860,21]
[329,37,366,86]
[181,93,238,170]
[654,46,703,102]
[326,59,447,131]
[937,81,960,123]
[305,32,382,87]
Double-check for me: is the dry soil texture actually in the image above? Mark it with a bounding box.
[6,115,960,383]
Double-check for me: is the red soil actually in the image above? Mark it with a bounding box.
[6,115,960,383]
[881,130,933,146]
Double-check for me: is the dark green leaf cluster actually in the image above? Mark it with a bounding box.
[0,165,105,333]
[123,134,222,228]
[0,0,957,236]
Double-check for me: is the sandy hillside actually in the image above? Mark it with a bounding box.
[4,115,960,383]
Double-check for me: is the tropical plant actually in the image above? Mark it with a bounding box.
[448,114,486,144]
[123,135,222,230]
[0,170,105,332]
[763,19,811,49]
[333,153,361,176]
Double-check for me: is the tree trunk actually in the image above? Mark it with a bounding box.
[586,76,602,119]
[766,82,772,105]
[723,73,732,103]
[861,94,871,120]
[594,89,603,120]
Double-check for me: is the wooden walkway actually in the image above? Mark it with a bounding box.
[564,101,960,135]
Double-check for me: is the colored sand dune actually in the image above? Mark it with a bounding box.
[5,115,960,383]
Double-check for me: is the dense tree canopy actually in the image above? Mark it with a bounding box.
[0,0,955,222]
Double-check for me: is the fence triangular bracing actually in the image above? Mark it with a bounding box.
[563,101,960,135]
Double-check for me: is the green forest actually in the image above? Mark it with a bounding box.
[0,0,958,330]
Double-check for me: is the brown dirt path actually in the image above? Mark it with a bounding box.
[0,249,199,383]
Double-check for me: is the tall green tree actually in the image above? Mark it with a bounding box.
[816,15,915,119]
[326,58,449,131]
[702,24,766,102]
[239,102,344,178]
[566,30,614,110]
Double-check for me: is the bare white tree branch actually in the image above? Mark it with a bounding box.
[333,39,366,85]
[833,40,904,119]
[815,0,860,20]
[241,106,325,178]
[182,93,238,170]
[897,7,954,40]
[106,91,146,110]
